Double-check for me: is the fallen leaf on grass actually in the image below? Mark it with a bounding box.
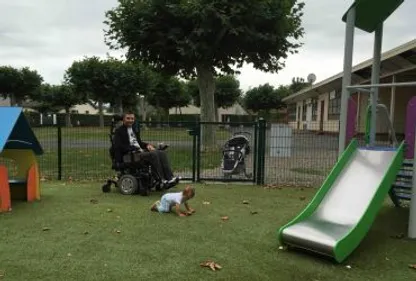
[83,231,89,235]
[345,265,351,269]
[90,199,98,204]
[221,216,229,221]
[42,227,50,231]
[299,196,306,201]
[203,201,211,205]
[0,270,4,278]
[242,200,249,204]
[67,253,72,257]
[114,229,121,234]
[250,211,258,215]
[107,208,113,212]
[409,264,416,270]
[200,260,222,271]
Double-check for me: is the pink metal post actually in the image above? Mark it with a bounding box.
[405,96,416,159]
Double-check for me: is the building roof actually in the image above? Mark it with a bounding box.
[0,107,43,155]
[342,0,404,33]
[283,39,416,103]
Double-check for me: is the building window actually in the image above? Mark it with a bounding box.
[288,104,296,121]
[302,101,307,121]
[328,89,341,120]
[312,99,318,121]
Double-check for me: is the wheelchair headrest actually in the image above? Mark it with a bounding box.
[112,114,123,122]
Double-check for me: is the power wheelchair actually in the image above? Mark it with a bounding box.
[101,115,174,196]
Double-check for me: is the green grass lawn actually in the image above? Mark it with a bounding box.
[0,183,415,281]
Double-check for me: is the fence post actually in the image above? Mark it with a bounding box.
[187,124,198,182]
[196,122,201,182]
[57,124,62,180]
[252,121,259,183]
[256,118,267,185]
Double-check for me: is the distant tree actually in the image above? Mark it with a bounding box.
[288,77,311,94]
[188,75,242,121]
[147,76,191,122]
[0,66,43,106]
[32,83,84,126]
[65,56,154,127]
[104,0,305,149]
[243,83,287,120]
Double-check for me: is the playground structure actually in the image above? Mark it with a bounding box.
[0,107,43,213]
[278,0,416,263]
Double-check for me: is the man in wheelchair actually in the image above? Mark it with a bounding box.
[102,111,181,195]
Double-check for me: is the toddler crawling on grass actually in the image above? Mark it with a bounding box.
[151,185,195,217]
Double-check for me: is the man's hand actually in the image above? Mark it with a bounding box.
[179,213,187,217]
[147,144,155,151]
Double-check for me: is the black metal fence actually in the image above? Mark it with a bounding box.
[2,117,404,187]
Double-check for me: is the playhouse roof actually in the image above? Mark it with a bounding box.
[0,107,43,155]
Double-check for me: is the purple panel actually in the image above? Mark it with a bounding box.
[346,97,357,146]
[405,96,416,159]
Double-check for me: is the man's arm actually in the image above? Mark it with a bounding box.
[135,130,151,150]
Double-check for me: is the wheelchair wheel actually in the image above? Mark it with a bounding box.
[118,175,139,195]
[102,183,111,193]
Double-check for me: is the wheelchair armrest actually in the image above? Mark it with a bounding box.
[157,143,169,150]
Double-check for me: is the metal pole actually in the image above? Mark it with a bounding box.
[369,23,383,147]
[347,81,416,90]
[409,126,416,239]
[389,75,396,140]
[338,7,355,158]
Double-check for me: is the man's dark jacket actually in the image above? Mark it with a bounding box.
[112,125,148,163]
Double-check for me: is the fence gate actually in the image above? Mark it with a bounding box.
[189,120,267,184]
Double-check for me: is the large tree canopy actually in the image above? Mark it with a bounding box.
[104,0,304,147]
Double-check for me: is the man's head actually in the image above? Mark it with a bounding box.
[182,185,195,200]
[122,112,135,127]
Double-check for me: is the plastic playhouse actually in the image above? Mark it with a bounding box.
[0,107,43,212]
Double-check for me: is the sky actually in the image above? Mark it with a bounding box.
[0,0,415,91]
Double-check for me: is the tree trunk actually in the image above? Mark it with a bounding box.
[139,97,147,129]
[196,64,216,151]
[98,99,104,128]
[117,97,123,114]
[9,93,17,106]
[65,108,72,127]
[215,106,219,122]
